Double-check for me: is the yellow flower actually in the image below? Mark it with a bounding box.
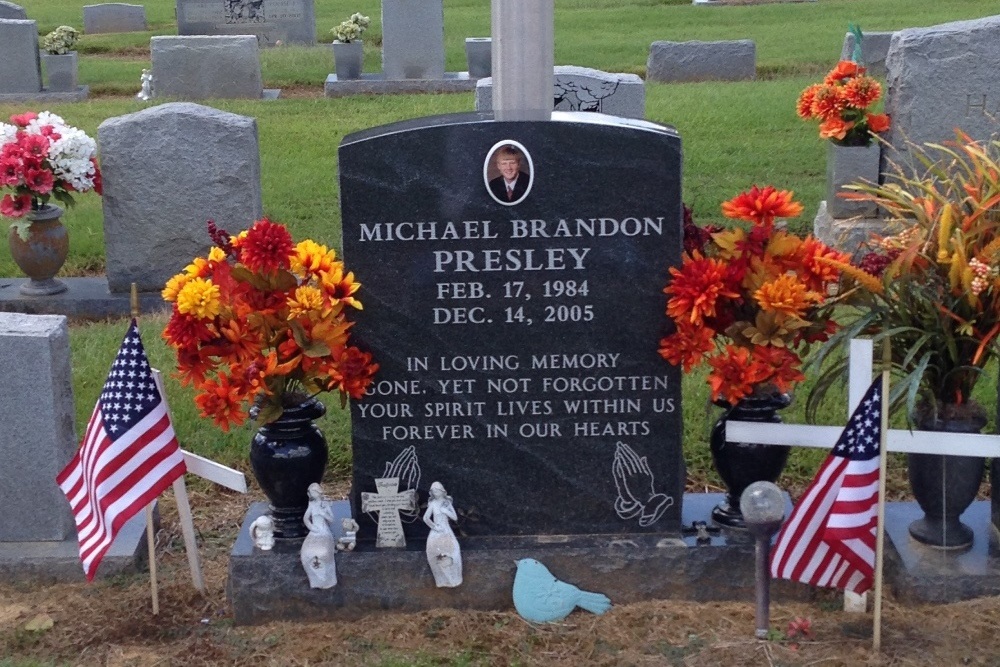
[176,278,222,320]
[208,246,227,264]
[291,240,337,277]
[162,273,189,302]
[287,285,326,319]
[754,274,819,317]
[184,257,211,278]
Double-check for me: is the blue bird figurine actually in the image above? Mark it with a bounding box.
[512,558,612,623]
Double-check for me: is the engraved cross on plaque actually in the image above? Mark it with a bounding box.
[360,477,418,548]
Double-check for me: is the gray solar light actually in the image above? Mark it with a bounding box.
[740,481,785,640]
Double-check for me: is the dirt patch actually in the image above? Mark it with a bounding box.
[2,483,999,666]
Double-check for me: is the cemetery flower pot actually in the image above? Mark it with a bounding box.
[907,402,987,549]
[332,40,363,80]
[8,203,69,296]
[709,391,792,529]
[464,37,492,79]
[41,51,79,92]
[249,396,328,540]
[826,142,880,219]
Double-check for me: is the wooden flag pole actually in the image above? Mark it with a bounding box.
[873,338,891,650]
[132,284,160,615]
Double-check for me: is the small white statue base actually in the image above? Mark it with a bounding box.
[300,483,337,589]
[424,481,462,588]
[249,515,275,551]
[337,518,359,551]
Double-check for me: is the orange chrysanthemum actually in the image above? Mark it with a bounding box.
[753,346,806,394]
[866,112,891,133]
[238,218,294,274]
[819,117,854,141]
[843,76,881,109]
[329,346,379,399]
[162,307,215,351]
[665,254,740,325]
[796,85,821,119]
[707,346,771,404]
[194,375,249,431]
[755,273,820,317]
[824,60,863,85]
[721,185,804,226]
[796,237,849,292]
[658,321,716,373]
[811,85,848,121]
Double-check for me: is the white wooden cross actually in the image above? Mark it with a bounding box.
[361,476,418,548]
[153,369,247,593]
[726,339,1000,612]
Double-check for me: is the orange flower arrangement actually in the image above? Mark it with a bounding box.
[797,60,890,146]
[162,219,378,430]
[659,186,849,405]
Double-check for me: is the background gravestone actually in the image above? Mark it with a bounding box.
[83,3,147,33]
[341,112,684,540]
[0,1,27,20]
[151,35,266,100]
[98,102,262,292]
[381,0,445,80]
[476,66,645,119]
[0,19,42,94]
[176,0,316,45]
[883,15,1000,170]
[840,30,894,78]
[646,39,756,82]
[0,314,76,542]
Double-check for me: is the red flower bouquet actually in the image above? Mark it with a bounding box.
[162,219,378,430]
[659,186,848,405]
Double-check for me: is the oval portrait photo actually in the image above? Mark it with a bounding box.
[484,141,533,206]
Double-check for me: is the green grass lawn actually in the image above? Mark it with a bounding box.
[7,0,1000,491]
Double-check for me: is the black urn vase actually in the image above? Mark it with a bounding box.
[908,404,987,549]
[710,392,792,528]
[249,396,328,539]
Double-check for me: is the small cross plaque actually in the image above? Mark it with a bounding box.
[360,477,418,548]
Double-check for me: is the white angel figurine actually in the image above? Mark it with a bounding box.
[423,481,462,587]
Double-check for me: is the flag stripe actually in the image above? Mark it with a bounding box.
[57,320,186,581]
[770,379,882,596]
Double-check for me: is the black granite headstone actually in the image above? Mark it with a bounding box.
[340,112,683,540]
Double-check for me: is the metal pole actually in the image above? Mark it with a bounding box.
[491,0,553,121]
[755,535,771,639]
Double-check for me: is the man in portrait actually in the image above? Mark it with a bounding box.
[488,144,530,203]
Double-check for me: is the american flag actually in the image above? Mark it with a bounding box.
[56,320,186,581]
[769,379,882,594]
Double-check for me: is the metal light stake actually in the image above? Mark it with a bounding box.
[740,481,785,640]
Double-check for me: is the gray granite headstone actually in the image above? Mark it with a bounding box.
[83,3,147,34]
[0,314,76,542]
[381,0,444,80]
[150,35,264,100]
[646,39,756,83]
[883,15,1000,170]
[0,19,42,93]
[176,0,316,45]
[340,112,684,540]
[840,30,894,78]
[0,1,27,20]
[98,102,262,292]
[476,66,645,119]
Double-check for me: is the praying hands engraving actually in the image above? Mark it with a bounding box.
[612,442,673,527]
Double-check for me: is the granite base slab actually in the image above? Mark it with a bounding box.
[0,86,89,103]
[228,495,814,625]
[0,277,170,320]
[324,72,477,98]
[883,500,1000,603]
[812,200,891,259]
[0,509,149,582]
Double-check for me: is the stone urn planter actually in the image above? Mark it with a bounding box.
[826,142,880,219]
[8,203,69,296]
[465,37,492,79]
[41,51,79,92]
[332,40,364,80]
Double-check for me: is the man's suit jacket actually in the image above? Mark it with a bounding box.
[489,171,529,203]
